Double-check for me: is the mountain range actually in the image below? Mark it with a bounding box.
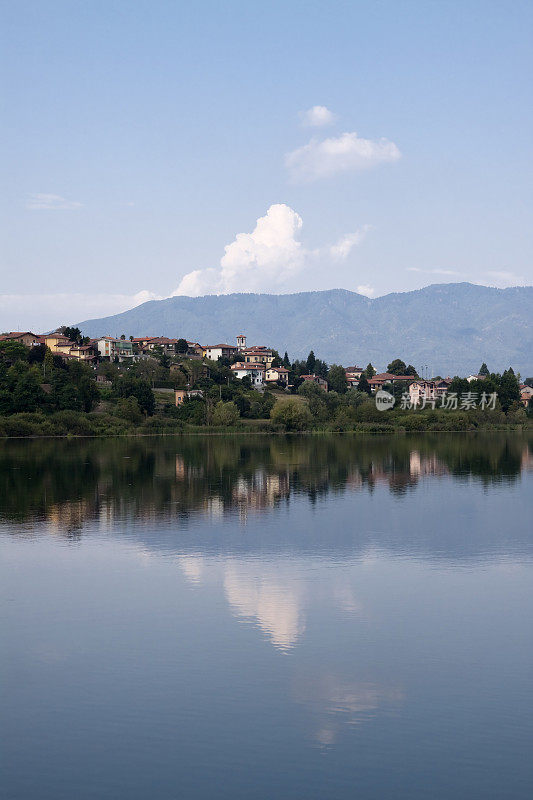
[76,283,533,376]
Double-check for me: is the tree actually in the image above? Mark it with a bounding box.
[306,350,316,373]
[27,343,47,364]
[327,364,348,393]
[479,362,490,376]
[358,374,371,394]
[524,377,533,388]
[270,349,282,368]
[43,348,54,379]
[78,376,99,412]
[120,334,126,340]
[177,338,189,354]
[387,359,408,375]
[12,368,45,412]
[60,326,83,344]
[297,380,326,398]
[345,388,368,408]
[283,352,290,368]
[212,401,240,426]
[365,363,376,378]
[114,396,143,424]
[0,340,28,365]
[405,364,418,377]
[114,375,155,415]
[498,368,520,411]
[270,399,312,431]
[314,359,329,379]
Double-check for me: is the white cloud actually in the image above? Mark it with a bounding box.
[172,204,368,296]
[329,227,371,261]
[407,267,462,276]
[26,193,83,210]
[173,204,306,296]
[0,290,161,332]
[286,131,401,182]
[356,284,375,297]
[482,270,527,288]
[300,105,337,127]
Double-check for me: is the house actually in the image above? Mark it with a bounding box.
[466,374,486,383]
[187,342,205,357]
[94,336,134,362]
[300,374,328,391]
[368,373,414,392]
[231,361,265,388]
[265,366,289,387]
[520,385,533,407]
[345,365,363,387]
[409,380,437,406]
[241,346,274,367]
[39,334,96,363]
[434,378,452,399]
[204,344,238,361]
[42,333,73,353]
[68,344,96,362]
[0,331,41,348]
[175,389,204,406]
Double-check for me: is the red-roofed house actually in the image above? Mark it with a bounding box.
[300,374,328,391]
[231,361,265,388]
[0,331,41,347]
[368,373,414,392]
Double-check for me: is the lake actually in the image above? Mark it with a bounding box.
[1,433,532,799]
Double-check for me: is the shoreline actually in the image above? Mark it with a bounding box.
[1,425,530,441]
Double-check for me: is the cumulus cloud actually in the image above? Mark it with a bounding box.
[0,290,161,331]
[356,284,375,297]
[286,131,401,182]
[173,204,306,296]
[300,105,337,127]
[26,193,83,210]
[172,204,368,297]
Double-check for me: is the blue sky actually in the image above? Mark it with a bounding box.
[1,0,532,329]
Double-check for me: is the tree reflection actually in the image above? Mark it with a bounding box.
[0,434,530,538]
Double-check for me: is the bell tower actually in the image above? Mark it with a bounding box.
[236,334,246,350]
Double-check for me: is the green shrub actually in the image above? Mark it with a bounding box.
[271,399,313,431]
[212,401,240,426]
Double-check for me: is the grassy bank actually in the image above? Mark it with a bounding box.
[0,406,530,438]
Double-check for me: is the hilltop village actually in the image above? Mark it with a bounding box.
[0,328,531,437]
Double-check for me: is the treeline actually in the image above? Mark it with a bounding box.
[0,337,530,437]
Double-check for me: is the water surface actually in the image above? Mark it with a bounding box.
[1,434,532,799]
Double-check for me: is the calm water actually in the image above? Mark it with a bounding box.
[1,433,532,800]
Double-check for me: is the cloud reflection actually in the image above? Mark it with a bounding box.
[294,673,404,745]
[224,562,306,651]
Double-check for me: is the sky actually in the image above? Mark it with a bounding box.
[1,0,532,331]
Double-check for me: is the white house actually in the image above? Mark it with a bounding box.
[204,344,237,361]
[231,361,265,388]
[94,336,134,362]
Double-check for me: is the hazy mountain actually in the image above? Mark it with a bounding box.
[76,283,533,376]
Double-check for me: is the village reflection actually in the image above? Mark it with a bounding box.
[1,434,531,537]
